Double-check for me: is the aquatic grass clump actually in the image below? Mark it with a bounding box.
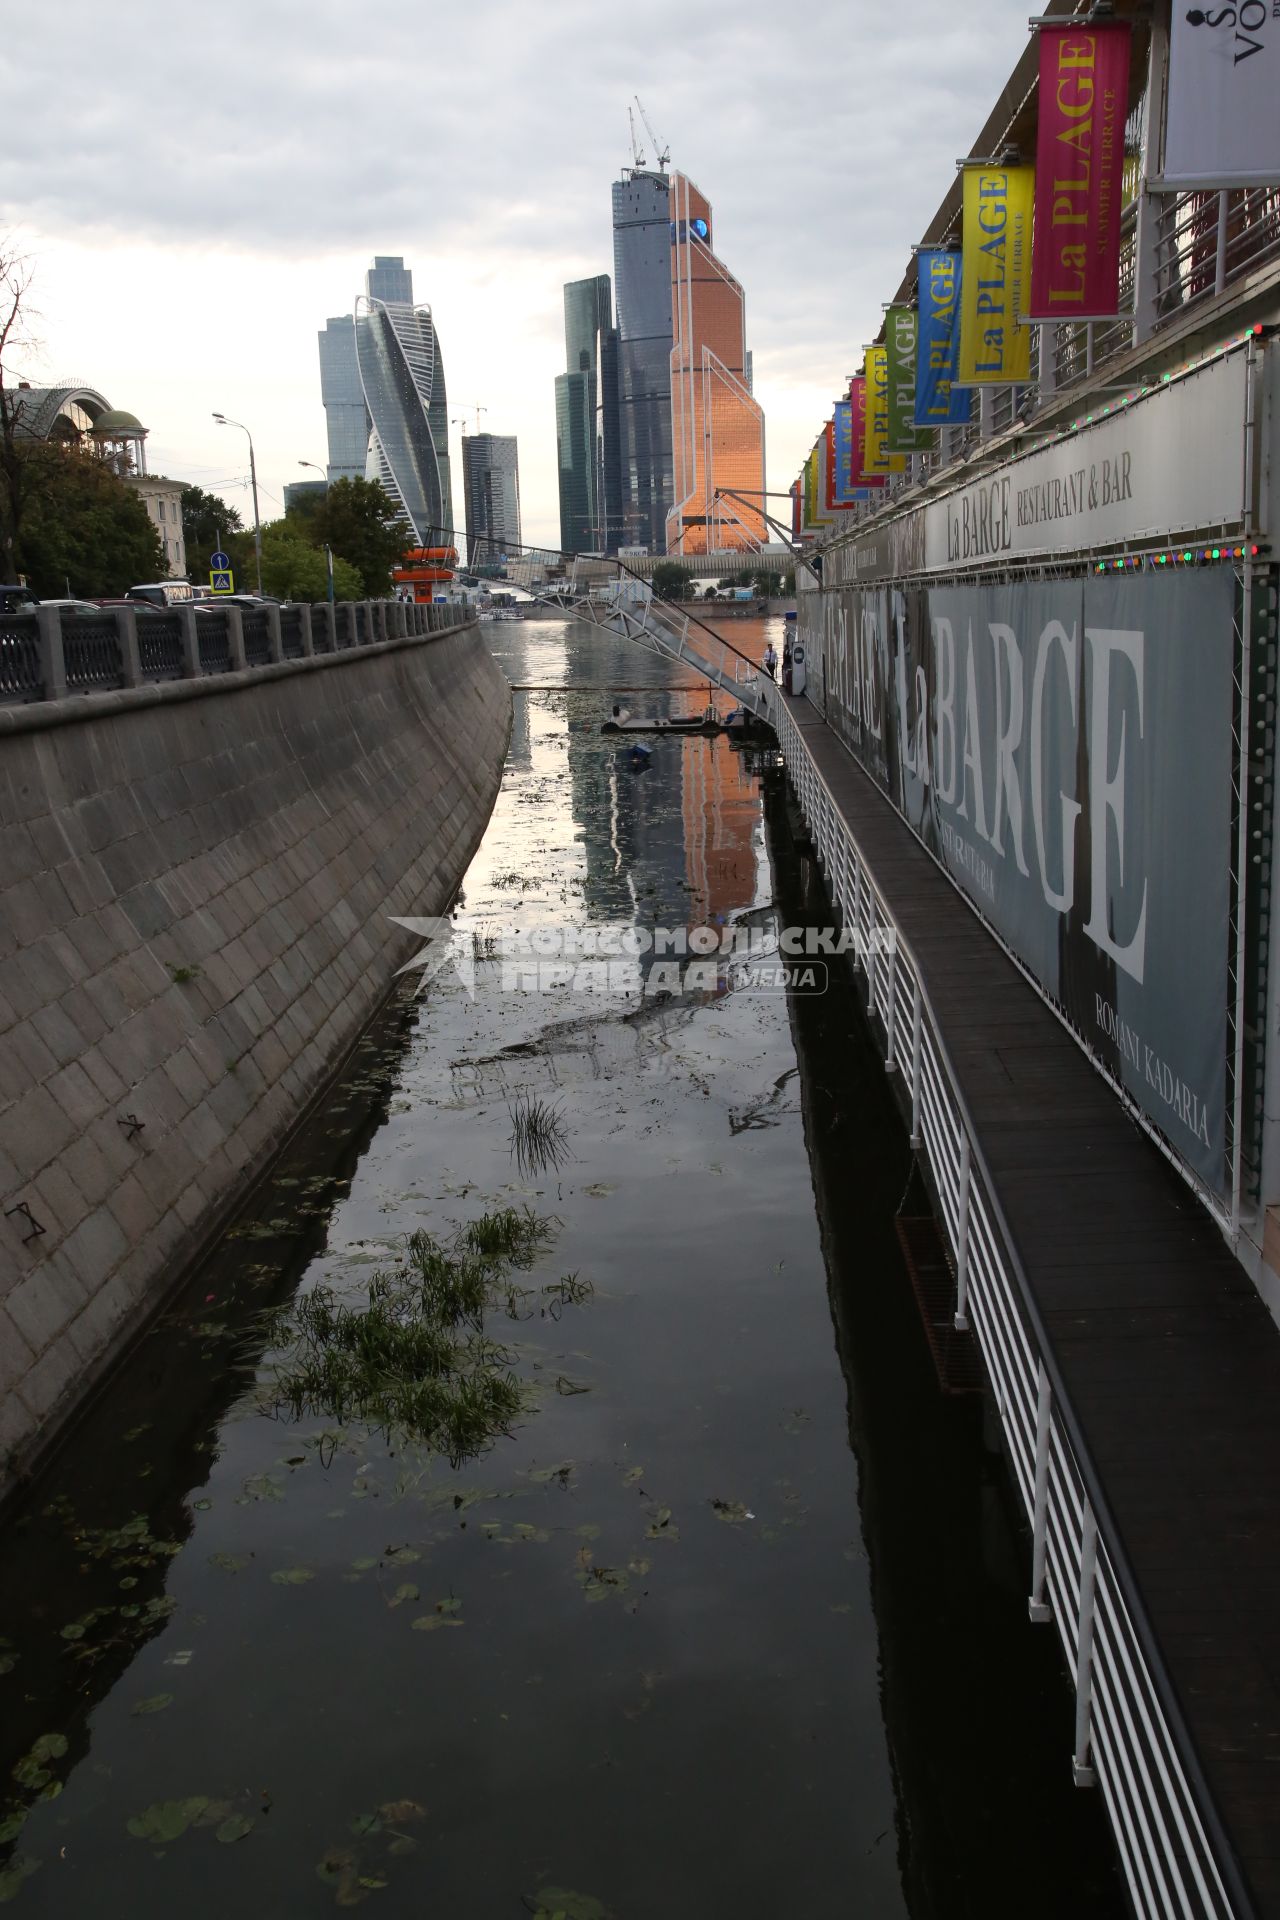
[508,1097,571,1179]
[258,1211,569,1463]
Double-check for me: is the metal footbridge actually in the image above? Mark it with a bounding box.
[542,562,781,726]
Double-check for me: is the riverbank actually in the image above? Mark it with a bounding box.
[0,620,510,1499]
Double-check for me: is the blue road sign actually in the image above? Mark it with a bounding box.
[210,569,234,592]
[209,549,231,571]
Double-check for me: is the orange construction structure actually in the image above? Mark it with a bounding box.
[392,546,458,603]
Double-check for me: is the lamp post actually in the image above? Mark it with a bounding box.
[297,464,334,604]
[212,412,263,595]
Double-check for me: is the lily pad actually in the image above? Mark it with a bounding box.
[388,1584,420,1608]
[29,1735,67,1764]
[215,1813,254,1844]
[131,1693,174,1715]
[410,1615,462,1633]
[126,1795,210,1843]
[270,1568,315,1586]
[208,1552,251,1574]
[529,1888,609,1920]
[0,1855,40,1904]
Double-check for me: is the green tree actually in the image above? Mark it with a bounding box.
[257,520,361,602]
[311,477,410,596]
[650,561,691,602]
[181,485,246,584]
[18,447,165,597]
[0,245,41,582]
[751,568,782,598]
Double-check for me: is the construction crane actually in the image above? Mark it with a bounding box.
[634,96,669,170]
[450,405,488,435]
[627,106,645,170]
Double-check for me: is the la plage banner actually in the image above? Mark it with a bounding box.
[884,308,934,453]
[1030,24,1130,320]
[1164,3,1280,187]
[831,399,868,506]
[863,348,907,477]
[915,250,970,427]
[958,166,1034,384]
[847,377,888,491]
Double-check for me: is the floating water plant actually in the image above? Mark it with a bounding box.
[508,1095,571,1178]
[258,1211,577,1462]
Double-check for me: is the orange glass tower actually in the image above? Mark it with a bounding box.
[666,172,766,556]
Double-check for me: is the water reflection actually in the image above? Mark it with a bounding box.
[0,619,1121,1918]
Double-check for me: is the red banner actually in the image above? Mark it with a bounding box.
[847,377,887,490]
[1029,23,1131,321]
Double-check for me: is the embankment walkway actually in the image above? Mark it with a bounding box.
[779,691,1280,1920]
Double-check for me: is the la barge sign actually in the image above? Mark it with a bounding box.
[828,342,1256,587]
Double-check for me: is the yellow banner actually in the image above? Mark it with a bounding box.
[863,347,907,477]
[958,165,1034,384]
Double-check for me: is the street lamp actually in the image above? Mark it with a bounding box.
[297,463,334,605]
[212,412,263,595]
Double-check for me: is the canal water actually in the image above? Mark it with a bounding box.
[0,617,1125,1917]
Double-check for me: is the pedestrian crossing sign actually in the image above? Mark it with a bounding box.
[210,568,234,593]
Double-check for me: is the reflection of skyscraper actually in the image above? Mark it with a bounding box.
[318,256,453,542]
[462,434,521,566]
[555,276,620,556]
[666,173,766,556]
[612,170,674,553]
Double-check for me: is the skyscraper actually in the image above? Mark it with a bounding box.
[666,173,766,555]
[611,169,673,553]
[555,275,621,556]
[317,255,453,544]
[462,434,521,567]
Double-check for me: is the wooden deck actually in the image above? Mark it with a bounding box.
[784,693,1280,1916]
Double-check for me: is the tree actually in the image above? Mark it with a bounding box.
[0,243,41,582]
[18,446,165,597]
[181,485,246,584]
[256,520,361,602]
[311,477,410,596]
[751,568,782,599]
[650,561,691,602]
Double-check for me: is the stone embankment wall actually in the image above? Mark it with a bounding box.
[0,621,510,1493]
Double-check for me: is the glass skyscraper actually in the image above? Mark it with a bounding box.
[666,173,766,555]
[462,434,521,567]
[555,275,621,556]
[611,169,673,553]
[318,256,453,544]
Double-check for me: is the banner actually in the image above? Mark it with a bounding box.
[831,400,869,506]
[885,307,934,452]
[1165,5,1280,188]
[915,250,970,427]
[791,478,802,541]
[848,377,888,491]
[864,348,907,478]
[1030,24,1131,320]
[799,569,1237,1194]
[957,166,1034,384]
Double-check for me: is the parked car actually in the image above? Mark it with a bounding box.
[194,593,283,611]
[127,581,195,608]
[0,585,39,614]
[36,599,104,617]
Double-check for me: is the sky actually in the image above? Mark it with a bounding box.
[1,0,1033,554]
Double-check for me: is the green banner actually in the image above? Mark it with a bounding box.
[885,307,933,454]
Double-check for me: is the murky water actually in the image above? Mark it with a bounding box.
[0,618,1124,1916]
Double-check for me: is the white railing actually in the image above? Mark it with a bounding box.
[776,698,1249,1920]
[566,583,778,723]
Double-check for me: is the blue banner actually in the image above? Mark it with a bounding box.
[915,250,970,428]
[832,399,874,504]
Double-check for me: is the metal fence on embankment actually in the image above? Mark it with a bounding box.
[775,696,1250,1920]
[0,601,470,706]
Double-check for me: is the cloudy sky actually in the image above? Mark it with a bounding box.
[2,0,1031,553]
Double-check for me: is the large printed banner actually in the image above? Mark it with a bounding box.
[958,166,1034,384]
[799,569,1236,1194]
[863,347,907,478]
[831,400,870,506]
[848,376,889,491]
[915,250,970,427]
[885,307,933,453]
[1165,5,1280,188]
[1030,24,1131,319]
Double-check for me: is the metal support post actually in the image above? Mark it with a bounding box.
[884,936,897,1072]
[954,1131,973,1331]
[1028,1363,1053,1622]
[1214,189,1229,296]
[909,986,924,1148]
[866,899,877,1013]
[1073,1504,1099,1787]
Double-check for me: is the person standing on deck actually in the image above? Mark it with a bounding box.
[762,640,778,682]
